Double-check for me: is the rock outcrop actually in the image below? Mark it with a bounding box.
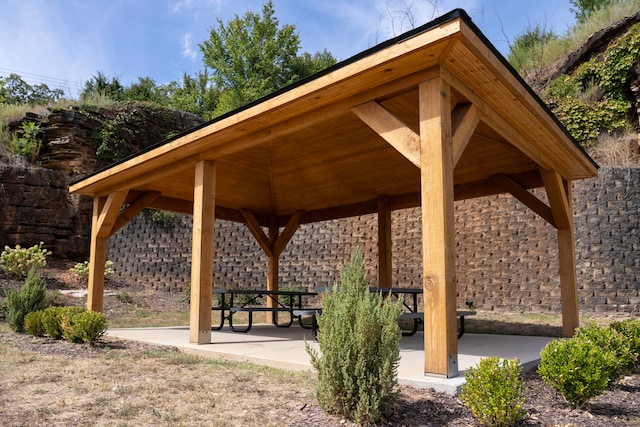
[1,103,205,258]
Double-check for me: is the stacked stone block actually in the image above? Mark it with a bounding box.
[105,167,640,314]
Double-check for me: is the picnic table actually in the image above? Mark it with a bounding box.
[211,289,317,333]
[306,286,475,338]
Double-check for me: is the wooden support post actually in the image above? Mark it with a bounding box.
[190,160,216,344]
[378,196,392,288]
[87,197,107,312]
[542,169,579,337]
[419,75,458,377]
[266,223,279,324]
[87,191,128,312]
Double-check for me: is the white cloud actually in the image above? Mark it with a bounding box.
[181,33,198,61]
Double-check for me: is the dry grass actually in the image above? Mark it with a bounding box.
[0,322,317,427]
[587,131,640,167]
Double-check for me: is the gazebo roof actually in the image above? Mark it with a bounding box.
[69,9,598,226]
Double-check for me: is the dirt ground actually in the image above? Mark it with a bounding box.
[1,260,640,426]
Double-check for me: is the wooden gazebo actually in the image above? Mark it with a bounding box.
[69,9,597,378]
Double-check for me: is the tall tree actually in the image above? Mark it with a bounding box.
[0,74,64,105]
[570,0,618,24]
[80,72,124,101]
[199,1,335,116]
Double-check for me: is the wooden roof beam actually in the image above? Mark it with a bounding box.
[440,66,558,174]
[451,103,480,166]
[110,191,161,237]
[351,101,420,167]
[541,168,573,230]
[489,174,555,226]
[95,191,128,239]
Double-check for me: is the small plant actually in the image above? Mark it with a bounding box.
[61,309,107,343]
[24,310,46,337]
[0,242,51,277]
[0,298,8,320]
[7,121,42,162]
[538,334,618,408]
[6,269,48,332]
[460,357,526,427]
[69,260,114,279]
[116,291,133,304]
[306,248,403,425]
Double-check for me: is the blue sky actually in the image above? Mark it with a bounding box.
[0,0,574,99]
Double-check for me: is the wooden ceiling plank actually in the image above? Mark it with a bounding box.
[451,103,480,166]
[489,174,555,226]
[110,191,161,237]
[541,168,573,230]
[240,209,274,257]
[351,101,420,168]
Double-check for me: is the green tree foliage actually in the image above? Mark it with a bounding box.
[162,71,220,119]
[80,71,124,101]
[306,249,403,425]
[199,1,336,116]
[0,73,64,105]
[122,77,169,104]
[570,0,618,24]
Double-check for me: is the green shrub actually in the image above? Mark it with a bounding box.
[42,306,85,339]
[61,309,107,343]
[575,323,634,376]
[24,310,46,337]
[538,335,618,408]
[0,242,51,276]
[610,319,640,366]
[306,249,403,425]
[7,121,42,162]
[460,357,526,427]
[6,269,48,332]
[69,260,114,279]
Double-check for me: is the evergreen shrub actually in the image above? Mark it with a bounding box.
[42,306,84,339]
[6,269,48,332]
[306,249,403,425]
[24,310,46,337]
[538,334,617,408]
[60,308,107,343]
[575,323,634,376]
[460,357,526,427]
[610,319,640,367]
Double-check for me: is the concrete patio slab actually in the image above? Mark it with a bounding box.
[107,325,554,395]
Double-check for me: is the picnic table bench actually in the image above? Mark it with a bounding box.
[212,289,317,333]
